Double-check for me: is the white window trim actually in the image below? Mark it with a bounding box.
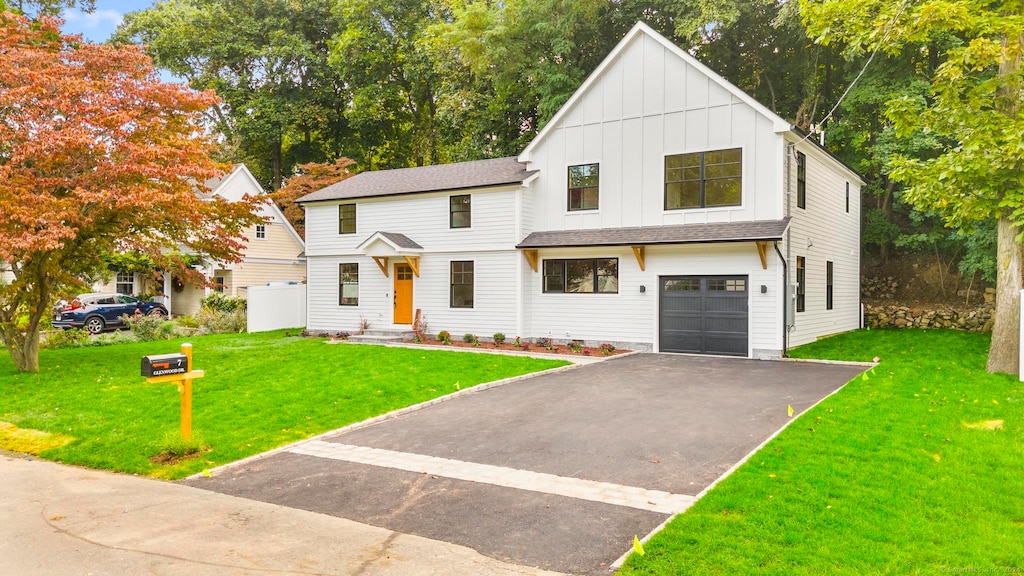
[255,224,268,240]
[660,144,747,214]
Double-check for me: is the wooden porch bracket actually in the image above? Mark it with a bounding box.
[403,255,420,277]
[631,246,646,271]
[755,241,768,270]
[523,249,539,272]
[372,256,390,277]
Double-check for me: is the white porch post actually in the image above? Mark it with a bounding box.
[163,272,173,315]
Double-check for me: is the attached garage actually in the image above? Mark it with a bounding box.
[659,275,748,356]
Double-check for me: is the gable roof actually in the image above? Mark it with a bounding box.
[207,164,306,249]
[517,219,791,248]
[357,231,424,252]
[296,157,537,204]
[519,21,793,163]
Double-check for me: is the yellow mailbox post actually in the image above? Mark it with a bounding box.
[141,343,205,440]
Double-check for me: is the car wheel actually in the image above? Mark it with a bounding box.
[148,307,166,318]
[85,316,105,335]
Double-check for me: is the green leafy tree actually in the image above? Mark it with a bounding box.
[803,0,1024,374]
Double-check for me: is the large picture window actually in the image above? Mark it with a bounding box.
[796,256,805,313]
[797,152,807,209]
[339,204,356,234]
[450,261,474,308]
[450,195,471,228]
[339,263,359,306]
[543,259,618,294]
[665,148,741,210]
[568,163,599,211]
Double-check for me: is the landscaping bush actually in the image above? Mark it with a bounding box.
[199,292,246,312]
[437,330,451,344]
[175,315,199,329]
[195,308,246,334]
[493,332,506,345]
[41,328,91,349]
[122,314,176,341]
[600,343,616,355]
[463,333,478,345]
[569,340,584,353]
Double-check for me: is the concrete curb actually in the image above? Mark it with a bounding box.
[608,361,869,570]
[187,350,641,481]
[782,357,878,367]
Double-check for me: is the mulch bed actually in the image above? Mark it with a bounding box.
[406,338,631,357]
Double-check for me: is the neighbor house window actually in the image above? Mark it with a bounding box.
[214,275,226,293]
[542,259,618,293]
[339,204,356,234]
[116,271,134,295]
[450,195,471,228]
[845,182,850,213]
[796,256,805,313]
[665,148,741,210]
[826,261,834,310]
[797,152,807,209]
[255,224,267,239]
[450,261,474,308]
[568,163,599,211]
[339,263,359,305]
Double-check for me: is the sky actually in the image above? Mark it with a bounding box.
[61,0,156,43]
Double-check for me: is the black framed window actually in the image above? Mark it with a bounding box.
[568,163,599,211]
[339,263,358,306]
[796,256,805,313]
[450,195,471,228]
[339,204,356,234]
[255,224,267,239]
[450,261,474,308]
[845,182,850,213]
[665,148,741,210]
[826,261,834,310]
[213,275,226,293]
[542,259,618,293]
[797,152,807,209]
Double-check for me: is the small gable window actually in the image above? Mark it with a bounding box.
[339,204,356,235]
[255,224,267,239]
[568,163,599,211]
[450,195,471,228]
[797,152,807,209]
[665,148,741,210]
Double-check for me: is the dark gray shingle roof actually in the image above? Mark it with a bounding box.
[297,157,536,203]
[377,232,423,250]
[517,218,791,248]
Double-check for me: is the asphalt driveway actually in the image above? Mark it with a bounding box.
[187,353,865,575]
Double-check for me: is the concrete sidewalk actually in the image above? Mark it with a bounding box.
[0,452,564,576]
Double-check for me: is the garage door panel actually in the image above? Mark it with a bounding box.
[660,275,748,356]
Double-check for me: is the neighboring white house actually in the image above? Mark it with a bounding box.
[95,164,307,316]
[297,22,863,358]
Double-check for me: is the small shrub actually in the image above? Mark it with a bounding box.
[195,308,246,334]
[493,332,506,345]
[513,336,522,348]
[536,337,552,349]
[123,314,176,342]
[359,314,372,333]
[521,342,531,351]
[175,315,199,329]
[156,429,206,457]
[437,330,451,344]
[569,340,584,354]
[463,333,478,345]
[583,349,592,356]
[600,343,616,355]
[41,328,90,349]
[200,292,246,312]
[91,330,140,346]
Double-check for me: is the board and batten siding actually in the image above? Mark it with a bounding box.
[522,32,784,237]
[785,140,862,347]
[306,251,517,335]
[522,243,782,356]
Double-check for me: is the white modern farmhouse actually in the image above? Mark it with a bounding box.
[298,22,862,358]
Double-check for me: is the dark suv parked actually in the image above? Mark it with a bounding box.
[52,293,168,334]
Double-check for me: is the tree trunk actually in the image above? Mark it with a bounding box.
[1,321,41,373]
[987,214,1022,375]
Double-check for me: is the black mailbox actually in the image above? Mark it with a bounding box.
[142,353,188,377]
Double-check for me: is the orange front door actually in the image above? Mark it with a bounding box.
[394,263,413,324]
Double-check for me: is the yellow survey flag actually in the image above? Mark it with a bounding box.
[203,469,212,477]
[787,404,794,417]
[633,535,645,556]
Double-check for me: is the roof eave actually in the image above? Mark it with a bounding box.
[515,236,786,250]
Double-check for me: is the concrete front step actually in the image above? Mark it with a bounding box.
[347,331,412,345]
[360,328,416,338]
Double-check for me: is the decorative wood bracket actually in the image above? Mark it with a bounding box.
[372,256,390,277]
[755,241,768,270]
[523,249,539,272]
[631,246,646,271]
[403,255,420,277]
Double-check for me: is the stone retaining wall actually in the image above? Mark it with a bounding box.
[863,303,994,332]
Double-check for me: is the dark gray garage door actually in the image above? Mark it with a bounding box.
[659,275,748,356]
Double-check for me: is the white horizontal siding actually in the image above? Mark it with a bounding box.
[786,142,862,347]
[304,186,520,257]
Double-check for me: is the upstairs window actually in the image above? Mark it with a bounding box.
[665,148,741,210]
[450,195,471,228]
[796,256,806,313]
[568,163,599,211]
[845,182,850,213]
[339,204,356,234]
[543,258,618,294]
[255,224,267,239]
[797,152,807,209]
[826,261,834,310]
[339,263,359,305]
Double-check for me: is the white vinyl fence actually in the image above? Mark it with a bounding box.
[247,283,306,333]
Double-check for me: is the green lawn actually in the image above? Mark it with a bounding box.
[621,329,1023,575]
[0,331,567,479]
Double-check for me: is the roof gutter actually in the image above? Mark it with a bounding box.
[774,241,788,358]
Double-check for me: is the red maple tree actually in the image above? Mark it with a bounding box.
[0,12,262,372]
[271,157,357,239]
